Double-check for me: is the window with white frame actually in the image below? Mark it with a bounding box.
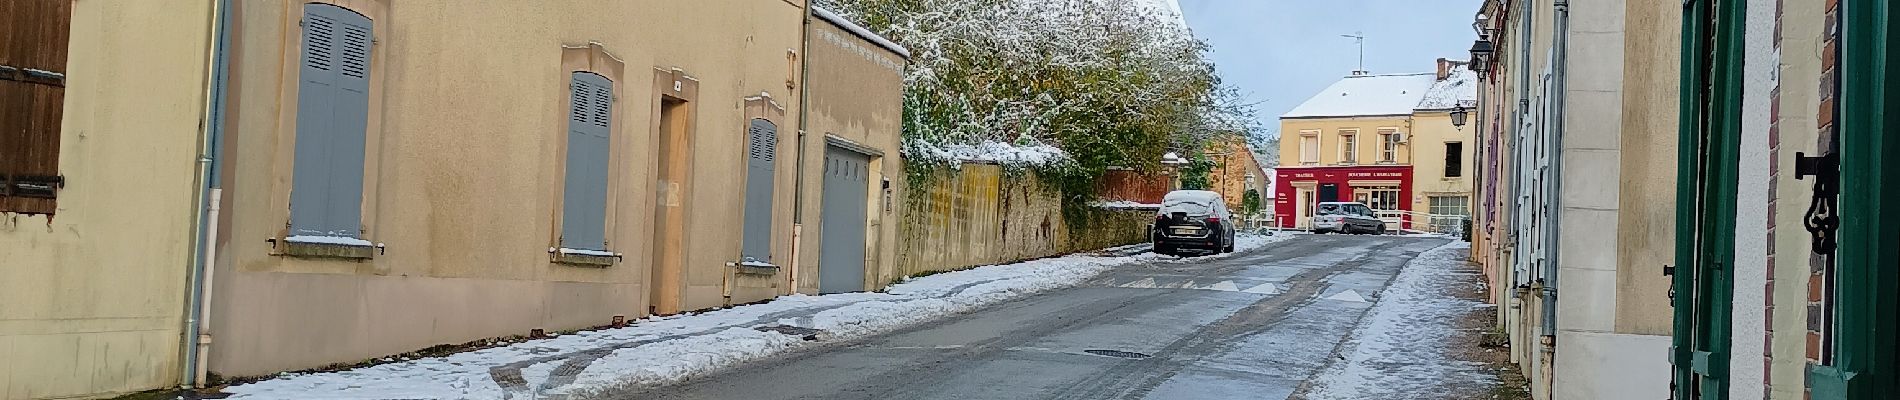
[1338,130,1358,164]
[1360,186,1399,211]
[1299,131,1320,164]
[1378,128,1399,163]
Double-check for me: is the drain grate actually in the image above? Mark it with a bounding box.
[1083,349,1152,359]
[754,325,823,341]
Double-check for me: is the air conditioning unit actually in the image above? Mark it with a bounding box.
[1392,132,1408,143]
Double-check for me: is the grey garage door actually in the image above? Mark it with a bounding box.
[818,146,871,294]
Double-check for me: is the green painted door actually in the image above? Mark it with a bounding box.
[1672,0,1743,398]
[1808,0,1900,397]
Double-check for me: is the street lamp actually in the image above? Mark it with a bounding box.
[1469,39,1495,76]
[1450,106,1469,128]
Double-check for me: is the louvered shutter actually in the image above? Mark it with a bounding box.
[560,72,613,250]
[289,3,371,237]
[0,0,73,214]
[739,119,777,262]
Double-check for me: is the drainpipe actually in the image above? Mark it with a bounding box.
[789,2,816,294]
[1541,0,1569,341]
[182,0,232,388]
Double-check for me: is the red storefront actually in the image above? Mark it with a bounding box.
[1273,165,1414,229]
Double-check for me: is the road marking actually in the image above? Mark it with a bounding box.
[1206,281,1239,292]
[1122,277,1158,288]
[1325,289,1369,303]
[1241,283,1279,294]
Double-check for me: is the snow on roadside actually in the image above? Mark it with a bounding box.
[1301,241,1496,399]
[224,234,1288,400]
[1096,200,1161,209]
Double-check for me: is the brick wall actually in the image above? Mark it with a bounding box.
[1805,0,1839,393]
[1206,139,1266,212]
[1767,0,1785,390]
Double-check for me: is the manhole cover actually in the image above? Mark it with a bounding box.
[1083,349,1152,359]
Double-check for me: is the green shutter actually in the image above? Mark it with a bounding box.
[1810,0,1900,397]
[1673,0,1744,398]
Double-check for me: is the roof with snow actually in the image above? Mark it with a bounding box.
[1416,62,1478,111]
[1280,73,1438,119]
[813,6,911,60]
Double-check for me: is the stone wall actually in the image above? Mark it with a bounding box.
[895,164,1151,281]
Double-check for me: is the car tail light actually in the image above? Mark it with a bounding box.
[1205,216,1220,223]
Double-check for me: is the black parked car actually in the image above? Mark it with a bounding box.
[1151,190,1236,256]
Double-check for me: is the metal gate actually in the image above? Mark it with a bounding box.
[818,146,871,294]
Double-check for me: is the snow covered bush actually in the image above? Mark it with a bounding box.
[820,0,1254,172]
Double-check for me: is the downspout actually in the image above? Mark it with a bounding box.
[789,2,816,294]
[182,0,232,388]
[1542,0,1569,340]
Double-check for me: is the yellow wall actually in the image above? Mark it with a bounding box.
[209,0,817,377]
[1768,0,1823,397]
[1277,112,1473,216]
[1614,0,1682,337]
[1277,116,1415,167]
[0,1,215,398]
[797,17,908,294]
[895,165,1149,278]
[1408,111,1475,211]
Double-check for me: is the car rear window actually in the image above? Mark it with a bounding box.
[1160,200,1213,215]
[1317,204,1346,215]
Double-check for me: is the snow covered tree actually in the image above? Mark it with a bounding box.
[821,0,1249,168]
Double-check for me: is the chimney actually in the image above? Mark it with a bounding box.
[1436,58,1451,80]
[1350,70,1367,76]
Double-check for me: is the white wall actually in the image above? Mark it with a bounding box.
[1730,0,1778,397]
[1552,332,1673,399]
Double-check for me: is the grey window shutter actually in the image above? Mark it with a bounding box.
[289,3,371,238]
[560,72,613,250]
[740,119,777,262]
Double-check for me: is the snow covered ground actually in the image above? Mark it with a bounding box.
[222,234,1290,400]
[1301,241,1498,399]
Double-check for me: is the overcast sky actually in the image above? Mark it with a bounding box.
[1177,0,1483,138]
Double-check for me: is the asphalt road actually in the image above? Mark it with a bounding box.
[604,234,1451,400]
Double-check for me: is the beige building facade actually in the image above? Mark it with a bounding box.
[1273,64,1473,231]
[0,1,218,398]
[1,0,909,395]
[1468,0,1677,398]
[203,0,908,379]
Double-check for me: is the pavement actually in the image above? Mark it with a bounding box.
[602,234,1453,400]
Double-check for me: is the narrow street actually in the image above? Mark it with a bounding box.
[608,235,1460,400]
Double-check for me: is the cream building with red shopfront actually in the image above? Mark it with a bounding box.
[1274,59,1476,230]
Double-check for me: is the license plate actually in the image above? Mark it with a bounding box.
[1172,227,1200,235]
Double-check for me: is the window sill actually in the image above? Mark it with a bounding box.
[730,260,780,276]
[276,236,379,260]
[551,247,622,267]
